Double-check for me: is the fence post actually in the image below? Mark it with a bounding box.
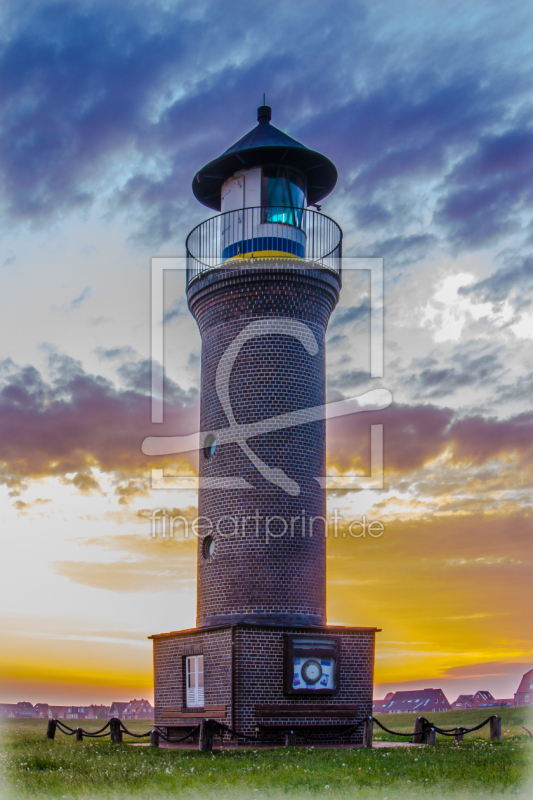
[110,718,123,744]
[284,730,296,747]
[454,727,464,743]
[363,718,373,748]
[150,730,160,748]
[199,719,215,752]
[413,717,425,744]
[46,720,57,740]
[426,727,436,745]
[490,716,502,742]
[75,728,83,742]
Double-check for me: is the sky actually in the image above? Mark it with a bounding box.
[0,0,532,706]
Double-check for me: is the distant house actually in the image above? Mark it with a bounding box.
[375,688,451,713]
[50,706,69,719]
[451,694,475,709]
[452,690,512,709]
[64,707,89,719]
[123,699,153,720]
[470,690,495,706]
[514,668,533,706]
[86,705,109,719]
[15,702,35,718]
[0,704,19,718]
[373,693,394,713]
[33,704,51,718]
[109,702,129,719]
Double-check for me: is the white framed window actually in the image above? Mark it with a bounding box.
[186,655,204,707]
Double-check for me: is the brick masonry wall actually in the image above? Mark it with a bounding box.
[187,264,341,628]
[152,623,376,745]
[153,627,233,730]
[235,625,375,744]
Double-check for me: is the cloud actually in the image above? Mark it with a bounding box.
[406,349,505,398]
[1,347,531,495]
[448,411,533,467]
[162,299,186,324]
[0,0,531,260]
[326,401,533,474]
[368,234,438,268]
[435,128,533,250]
[0,353,199,491]
[67,286,91,311]
[458,254,533,311]
[96,346,138,361]
[326,369,372,393]
[53,519,197,593]
[497,372,533,403]
[329,299,370,331]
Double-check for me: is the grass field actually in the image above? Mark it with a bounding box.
[0,708,531,799]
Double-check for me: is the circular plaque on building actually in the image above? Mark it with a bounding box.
[301,659,323,685]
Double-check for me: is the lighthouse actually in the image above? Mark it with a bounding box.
[151,105,378,744]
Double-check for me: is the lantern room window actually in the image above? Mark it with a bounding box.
[262,167,306,227]
[186,655,204,707]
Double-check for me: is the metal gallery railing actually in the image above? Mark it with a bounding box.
[186,206,342,286]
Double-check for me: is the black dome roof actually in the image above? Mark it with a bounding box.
[192,106,338,211]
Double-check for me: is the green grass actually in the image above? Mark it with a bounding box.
[0,709,531,799]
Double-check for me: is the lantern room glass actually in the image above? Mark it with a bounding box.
[262,167,306,227]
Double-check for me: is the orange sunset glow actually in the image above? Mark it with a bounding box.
[1,1,533,713]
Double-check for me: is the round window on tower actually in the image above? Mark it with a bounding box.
[203,535,215,560]
[204,434,216,459]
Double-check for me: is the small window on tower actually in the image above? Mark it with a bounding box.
[204,434,216,459]
[203,535,215,559]
[186,655,204,707]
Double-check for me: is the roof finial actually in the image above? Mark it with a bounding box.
[257,98,271,123]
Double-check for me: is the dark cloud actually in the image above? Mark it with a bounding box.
[497,372,533,403]
[1,351,531,495]
[329,299,370,331]
[96,346,138,361]
[326,370,372,392]
[458,254,533,310]
[435,129,533,250]
[448,411,533,467]
[0,0,531,258]
[162,299,186,324]
[405,350,505,399]
[116,358,196,405]
[0,354,199,491]
[326,402,533,474]
[367,234,438,268]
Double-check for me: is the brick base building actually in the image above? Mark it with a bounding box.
[151,623,377,744]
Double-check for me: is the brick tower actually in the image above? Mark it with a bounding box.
[151,105,378,744]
